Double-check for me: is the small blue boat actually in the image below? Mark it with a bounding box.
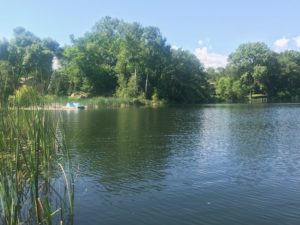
[65,102,85,110]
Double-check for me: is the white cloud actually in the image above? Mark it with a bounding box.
[274,37,289,51]
[195,47,228,68]
[171,45,179,50]
[294,36,300,47]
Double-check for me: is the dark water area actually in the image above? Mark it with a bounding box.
[62,104,300,225]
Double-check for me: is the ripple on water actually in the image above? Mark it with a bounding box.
[63,104,300,225]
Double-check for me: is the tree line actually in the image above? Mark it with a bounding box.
[0,17,209,104]
[1,17,300,104]
[208,42,300,102]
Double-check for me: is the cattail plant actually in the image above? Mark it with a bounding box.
[0,89,74,225]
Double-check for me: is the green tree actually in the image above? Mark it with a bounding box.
[277,50,300,98]
[0,27,61,96]
[47,71,70,96]
[62,17,121,95]
[159,49,209,103]
[228,42,279,97]
[215,76,244,101]
[116,74,138,98]
[206,67,226,81]
[0,61,17,105]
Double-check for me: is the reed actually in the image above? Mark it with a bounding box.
[0,97,74,224]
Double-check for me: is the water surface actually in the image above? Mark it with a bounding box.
[63,104,300,225]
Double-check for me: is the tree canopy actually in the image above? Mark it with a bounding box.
[59,17,209,102]
[212,42,300,102]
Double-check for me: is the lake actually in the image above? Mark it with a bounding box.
[62,104,300,225]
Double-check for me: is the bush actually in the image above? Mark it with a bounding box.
[10,85,42,107]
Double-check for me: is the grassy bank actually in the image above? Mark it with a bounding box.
[43,95,166,109]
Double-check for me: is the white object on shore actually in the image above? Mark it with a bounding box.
[65,102,85,110]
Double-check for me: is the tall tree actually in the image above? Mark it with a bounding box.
[0,61,17,105]
[228,42,279,97]
[277,50,300,97]
[159,49,209,103]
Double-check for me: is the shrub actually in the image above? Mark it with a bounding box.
[11,85,42,107]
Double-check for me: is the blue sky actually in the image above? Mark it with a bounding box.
[1,0,300,67]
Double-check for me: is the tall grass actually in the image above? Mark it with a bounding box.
[0,98,74,224]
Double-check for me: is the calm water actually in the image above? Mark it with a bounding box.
[63,104,300,225]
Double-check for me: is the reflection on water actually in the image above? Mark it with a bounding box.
[62,104,300,225]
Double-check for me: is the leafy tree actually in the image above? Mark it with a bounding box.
[0,27,61,97]
[62,18,121,95]
[159,49,209,103]
[215,76,244,101]
[0,61,17,105]
[116,74,138,98]
[0,39,9,60]
[228,42,279,97]
[277,51,300,98]
[206,67,226,81]
[47,71,70,96]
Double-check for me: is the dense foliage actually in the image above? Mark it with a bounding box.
[209,42,300,102]
[0,17,209,104]
[1,17,300,104]
[60,17,209,103]
[0,27,59,106]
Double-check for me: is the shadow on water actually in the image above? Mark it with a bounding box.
[63,107,205,191]
[61,104,300,225]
